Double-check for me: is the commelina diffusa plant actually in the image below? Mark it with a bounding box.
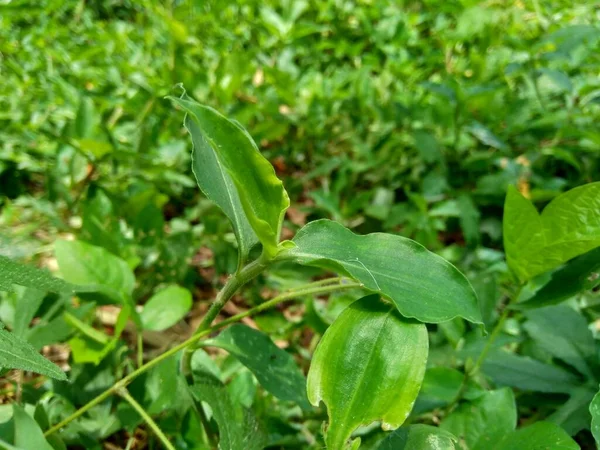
[1,93,599,450]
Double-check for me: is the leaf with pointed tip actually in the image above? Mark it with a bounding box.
[169,96,289,258]
[504,183,600,282]
[495,422,579,450]
[307,295,428,450]
[202,324,310,409]
[0,255,73,294]
[0,324,66,380]
[282,219,480,324]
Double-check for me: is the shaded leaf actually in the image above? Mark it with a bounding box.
[13,404,54,450]
[377,424,457,450]
[202,324,310,409]
[307,295,428,450]
[283,219,481,324]
[495,422,579,450]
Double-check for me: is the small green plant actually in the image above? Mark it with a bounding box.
[1,95,598,450]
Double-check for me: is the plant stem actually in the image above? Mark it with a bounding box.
[117,387,176,450]
[44,279,360,437]
[137,332,144,368]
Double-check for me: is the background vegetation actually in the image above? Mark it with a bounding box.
[1,0,599,449]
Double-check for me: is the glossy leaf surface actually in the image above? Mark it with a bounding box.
[190,370,266,450]
[377,424,457,450]
[307,295,428,450]
[0,323,66,380]
[441,388,516,450]
[503,183,600,282]
[141,285,192,331]
[202,324,310,408]
[590,386,600,447]
[284,219,480,323]
[177,94,258,265]
[169,96,289,257]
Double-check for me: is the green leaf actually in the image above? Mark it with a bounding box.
[0,255,73,294]
[457,193,480,248]
[481,351,581,394]
[592,386,600,447]
[441,388,516,450]
[307,295,428,450]
[413,367,463,414]
[169,95,289,258]
[190,370,266,450]
[202,324,310,409]
[13,288,45,338]
[503,183,600,282]
[377,424,457,450]
[548,387,595,436]
[494,422,579,450]
[283,219,481,324]
[523,305,595,378]
[12,404,54,450]
[178,94,258,266]
[0,324,66,380]
[141,285,192,331]
[518,247,600,309]
[55,240,135,299]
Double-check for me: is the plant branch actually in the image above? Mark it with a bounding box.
[44,279,360,437]
[117,387,176,450]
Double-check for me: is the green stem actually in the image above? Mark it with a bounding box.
[44,279,360,437]
[137,332,144,368]
[117,388,176,450]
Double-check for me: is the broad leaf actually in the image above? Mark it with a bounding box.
[202,324,310,409]
[12,405,54,450]
[377,424,457,450]
[481,351,581,394]
[548,387,595,436]
[178,94,258,266]
[523,305,595,378]
[141,285,192,331]
[441,388,516,450]
[282,219,480,324]
[55,240,135,300]
[169,96,289,257]
[413,367,463,414]
[519,247,600,309]
[0,323,66,380]
[190,371,266,450]
[494,422,579,450]
[590,386,600,447]
[0,255,73,294]
[307,295,428,450]
[503,183,600,282]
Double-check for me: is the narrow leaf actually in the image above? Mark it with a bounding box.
[590,386,600,447]
[307,295,428,450]
[141,285,192,331]
[202,324,310,409]
[0,325,66,380]
[13,288,46,338]
[283,219,481,324]
[169,96,289,257]
[190,371,266,450]
[0,255,73,294]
